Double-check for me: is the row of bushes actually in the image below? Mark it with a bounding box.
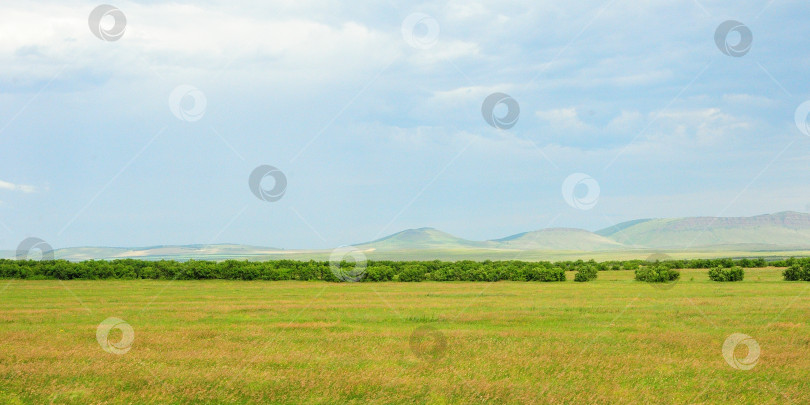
[633,261,810,283]
[636,263,748,283]
[0,257,805,282]
[699,259,810,282]
[0,259,573,282]
[557,257,770,271]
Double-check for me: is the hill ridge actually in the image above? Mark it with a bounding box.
[6,211,810,261]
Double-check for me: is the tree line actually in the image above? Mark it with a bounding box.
[0,256,795,282]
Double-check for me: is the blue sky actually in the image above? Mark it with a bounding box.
[1,0,809,250]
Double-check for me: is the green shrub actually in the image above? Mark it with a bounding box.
[524,266,566,282]
[399,264,427,282]
[783,259,810,281]
[574,266,598,282]
[708,266,744,282]
[634,264,680,283]
[365,264,394,281]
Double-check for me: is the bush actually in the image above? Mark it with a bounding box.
[635,264,680,283]
[574,266,598,282]
[783,259,810,281]
[708,266,744,282]
[399,264,427,282]
[622,261,641,270]
[524,266,566,282]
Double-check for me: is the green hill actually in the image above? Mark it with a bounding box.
[355,228,489,251]
[492,228,625,251]
[8,211,810,262]
[594,218,654,237]
[49,244,285,261]
[598,211,810,249]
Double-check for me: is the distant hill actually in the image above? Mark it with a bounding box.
[355,228,490,251]
[595,219,654,238]
[597,211,810,250]
[6,211,810,261]
[492,228,625,251]
[41,244,285,261]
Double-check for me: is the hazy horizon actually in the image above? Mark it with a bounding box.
[4,209,810,251]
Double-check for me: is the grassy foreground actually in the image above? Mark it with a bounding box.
[0,268,808,404]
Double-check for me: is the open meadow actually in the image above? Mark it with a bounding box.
[5,0,810,403]
[1,268,808,404]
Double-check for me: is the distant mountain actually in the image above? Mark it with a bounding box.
[597,211,810,250]
[492,228,625,251]
[6,212,810,261]
[355,228,490,251]
[595,219,654,238]
[49,244,285,261]
[359,212,810,254]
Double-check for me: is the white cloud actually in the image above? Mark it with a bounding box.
[647,108,752,146]
[405,40,480,67]
[535,107,591,131]
[0,1,399,85]
[0,180,38,193]
[722,93,775,107]
[606,110,643,132]
[0,0,806,248]
[430,84,518,105]
[530,106,753,150]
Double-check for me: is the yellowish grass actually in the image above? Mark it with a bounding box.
[0,268,807,404]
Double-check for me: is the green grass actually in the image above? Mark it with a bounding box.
[0,268,808,403]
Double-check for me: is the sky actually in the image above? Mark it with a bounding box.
[1,0,810,250]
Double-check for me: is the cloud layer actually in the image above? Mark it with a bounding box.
[0,0,808,249]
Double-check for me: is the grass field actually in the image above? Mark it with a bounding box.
[1,268,808,404]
